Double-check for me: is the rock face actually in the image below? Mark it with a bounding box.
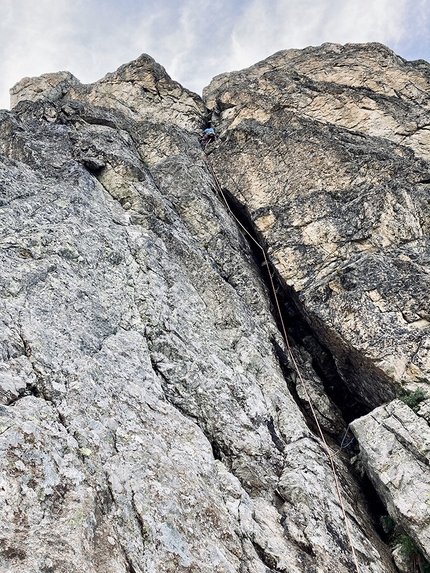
[1,43,429,572]
[204,41,430,569]
[351,400,430,562]
[205,42,430,409]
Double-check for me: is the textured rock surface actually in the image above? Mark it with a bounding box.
[205,42,430,161]
[351,400,430,561]
[205,42,430,409]
[204,44,430,566]
[1,44,426,572]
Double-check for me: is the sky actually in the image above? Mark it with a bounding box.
[1,0,430,110]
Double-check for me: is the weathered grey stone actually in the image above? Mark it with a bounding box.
[391,545,412,573]
[290,345,345,435]
[416,397,430,423]
[351,400,430,561]
[206,42,430,161]
[204,44,430,564]
[10,71,80,109]
[0,50,402,572]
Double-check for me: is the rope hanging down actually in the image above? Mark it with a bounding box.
[203,151,361,573]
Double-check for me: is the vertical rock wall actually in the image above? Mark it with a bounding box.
[1,46,424,572]
[205,42,430,407]
[204,42,430,568]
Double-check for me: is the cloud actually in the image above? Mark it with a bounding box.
[0,0,429,110]
[228,0,411,69]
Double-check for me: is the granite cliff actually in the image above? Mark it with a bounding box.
[1,43,430,573]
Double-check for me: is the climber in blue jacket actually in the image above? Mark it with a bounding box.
[201,127,215,144]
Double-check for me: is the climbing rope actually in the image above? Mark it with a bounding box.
[203,150,361,573]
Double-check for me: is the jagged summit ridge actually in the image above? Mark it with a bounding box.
[0,42,429,572]
[10,53,205,130]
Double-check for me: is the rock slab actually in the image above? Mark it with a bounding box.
[351,400,430,561]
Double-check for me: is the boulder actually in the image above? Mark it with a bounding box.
[351,400,430,562]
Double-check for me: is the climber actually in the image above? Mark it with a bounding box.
[201,126,215,145]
